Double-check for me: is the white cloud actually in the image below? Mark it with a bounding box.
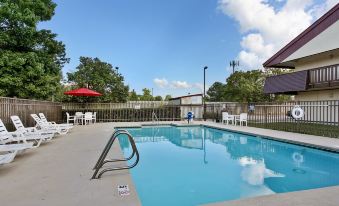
[171,81,191,89]
[153,78,168,88]
[154,78,205,92]
[193,83,204,92]
[218,0,336,69]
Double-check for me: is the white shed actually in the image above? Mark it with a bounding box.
[169,94,203,119]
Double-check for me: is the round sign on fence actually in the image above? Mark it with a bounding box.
[291,106,304,119]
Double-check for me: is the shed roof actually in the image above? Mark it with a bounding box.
[169,93,203,101]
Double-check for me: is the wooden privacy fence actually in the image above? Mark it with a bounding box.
[0,97,62,131]
[62,103,180,122]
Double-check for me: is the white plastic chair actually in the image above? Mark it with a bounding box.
[0,142,34,154]
[0,119,39,148]
[66,112,76,124]
[31,114,68,135]
[0,152,17,165]
[235,113,248,126]
[75,112,84,125]
[11,115,54,142]
[222,112,234,125]
[84,112,93,125]
[39,113,73,130]
[92,112,97,124]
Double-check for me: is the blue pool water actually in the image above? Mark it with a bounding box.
[118,126,339,206]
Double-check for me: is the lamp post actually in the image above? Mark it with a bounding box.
[203,66,208,121]
[229,60,239,74]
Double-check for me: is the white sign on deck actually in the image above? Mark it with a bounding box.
[118,185,130,196]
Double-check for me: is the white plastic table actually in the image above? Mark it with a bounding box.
[228,115,240,125]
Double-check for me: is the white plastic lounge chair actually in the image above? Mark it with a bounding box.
[0,142,34,154]
[1,119,42,148]
[235,113,248,126]
[66,112,76,124]
[222,112,234,125]
[84,112,93,125]
[11,116,54,141]
[31,114,68,135]
[0,152,17,165]
[39,113,73,130]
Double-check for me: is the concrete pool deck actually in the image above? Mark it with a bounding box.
[0,123,141,206]
[1,121,339,206]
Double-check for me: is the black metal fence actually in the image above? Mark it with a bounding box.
[1,97,338,137]
[63,103,181,122]
[205,100,339,138]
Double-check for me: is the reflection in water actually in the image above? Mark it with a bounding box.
[239,158,285,186]
[292,151,304,167]
[240,136,247,145]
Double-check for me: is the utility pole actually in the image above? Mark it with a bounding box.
[229,60,239,74]
[203,66,208,121]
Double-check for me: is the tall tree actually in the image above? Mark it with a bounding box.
[164,95,172,101]
[139,88,153,101]
[206,82,227,102]
[224,70,268,102]
[207,70,290,103]
[128,89,139,101]
[67,57,129,103]
[0,0,68,100]
[154,95,163,101]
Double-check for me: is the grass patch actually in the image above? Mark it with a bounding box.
[249,122,339,138]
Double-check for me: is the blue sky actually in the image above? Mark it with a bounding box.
[40,0,336,97]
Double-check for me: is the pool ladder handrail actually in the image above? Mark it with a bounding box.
[152,112,160,125]
[91,129,139,179]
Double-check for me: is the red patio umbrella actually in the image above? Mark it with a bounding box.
[64,88,102,96]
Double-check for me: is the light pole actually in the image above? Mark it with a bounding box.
[203,66,208,121]
[229,60,239,74]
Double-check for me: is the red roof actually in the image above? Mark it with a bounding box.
[263,3,339,68]
[64,88,102,96]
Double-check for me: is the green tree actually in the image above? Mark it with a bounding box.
[154,95,163,101]
[139,88,153,101]
[207,69,290,103]
[164,95,172,101]
[128,89,139,101]
[224,70,268,102]
[67,57,129,103]
[206,82,227,102]
[0,0,68,100]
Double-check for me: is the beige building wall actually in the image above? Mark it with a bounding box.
[295,89,339,101]
[291,49,339,101]
[294,49,339,72]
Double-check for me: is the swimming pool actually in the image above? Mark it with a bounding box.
[118,126,339,206]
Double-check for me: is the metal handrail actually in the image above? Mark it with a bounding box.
[92,129,126,170]
[91,130,140,179]
[152,112,160,125]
